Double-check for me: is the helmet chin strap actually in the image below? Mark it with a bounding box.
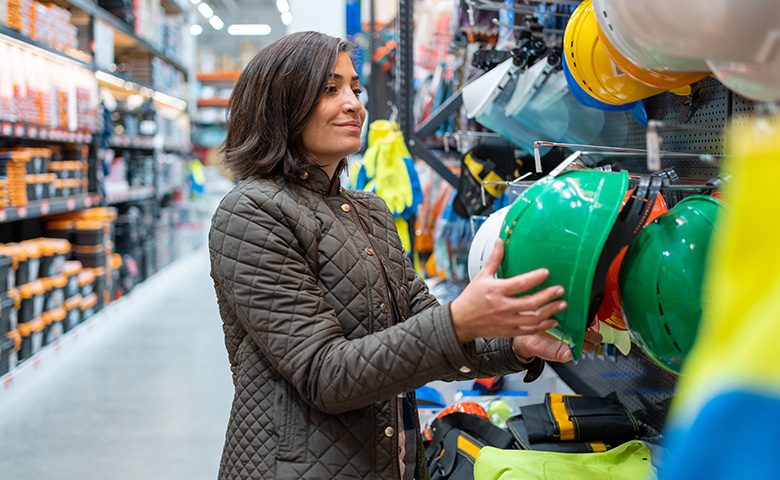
[588,174,663,326]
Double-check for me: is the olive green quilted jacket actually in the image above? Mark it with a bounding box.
[208,166,532,479]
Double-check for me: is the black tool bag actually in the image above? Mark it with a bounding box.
[506,414,611,454]
[425,412,516,480]
[520,392,642,445]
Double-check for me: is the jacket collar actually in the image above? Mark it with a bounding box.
[291,164,343,196]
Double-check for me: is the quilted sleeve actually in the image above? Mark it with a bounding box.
[402,250,529,379]
[210,189,490,415]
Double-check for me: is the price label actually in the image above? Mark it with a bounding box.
[66,198,76,210]
[40,128,48,139]
[29,127,38,138]
[40,201,50,215]
[1,123,12,135]
[14,124,24,136]
[16,207,27,218]
[84,197,92,207]
[0,210,7,222]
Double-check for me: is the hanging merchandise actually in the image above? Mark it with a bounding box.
[564,1,691,106]
[507,55,632,148]
[661,114,780,480]
[562,58,648,127]
[591,0,710,73]
[594,23,708,92]
[467,205,510,280]
[705,60,780,103]
[452,142,520,218]
[354,120,423,254]
[415,162,456,278]
[595,190,668,333]
[498,169,629,359]
[619,195,723,375]
[474,440,655,480]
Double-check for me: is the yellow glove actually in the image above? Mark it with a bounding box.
[374,134,414,215]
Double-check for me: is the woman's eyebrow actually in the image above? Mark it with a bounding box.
[328,73,361,82]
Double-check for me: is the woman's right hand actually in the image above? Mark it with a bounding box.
[450,240,567,344]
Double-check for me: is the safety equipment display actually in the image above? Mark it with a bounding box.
[594,23,707,92]
[464,59,554,154]
[353,121,423,253]
[620,195,723,375]
[474,440,656,480]
[453,143,519,218]
[467,205,511,280]
[564,1,667,105]
[596,190,668,331]
[507,57,630,148]
[592,0,709,72]
[498,169,629,359]
[598,0,778,69]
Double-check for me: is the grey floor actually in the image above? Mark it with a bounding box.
[0,249,234,479]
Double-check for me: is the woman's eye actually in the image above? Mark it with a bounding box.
[325,85,338,94]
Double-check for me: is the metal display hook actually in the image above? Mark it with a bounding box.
[645,120,723,171]
[479,171,535,207]
[533,140,725,173]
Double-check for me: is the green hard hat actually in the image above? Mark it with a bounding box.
[498,169,629,359]
[619,195,722,374]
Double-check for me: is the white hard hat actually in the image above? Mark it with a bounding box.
[707,59,780,102]
[593,0,709,72]
[468,206,512,281]
[599,0,780,66]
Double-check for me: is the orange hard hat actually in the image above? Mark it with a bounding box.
[596,190,668,330]
[436,402,489,421]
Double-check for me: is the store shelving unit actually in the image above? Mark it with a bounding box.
[0,194,100,223]
[0,0,196,385]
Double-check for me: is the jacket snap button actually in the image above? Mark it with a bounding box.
[380,303,387,313]
[341,204,351,213]
[459,366,472,374]
[300,171,309,179]
[365,247,375,256]
[384,426,395,437]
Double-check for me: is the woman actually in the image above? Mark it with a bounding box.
[209,31,600,480]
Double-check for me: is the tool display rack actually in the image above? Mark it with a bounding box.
[395,0,757,432]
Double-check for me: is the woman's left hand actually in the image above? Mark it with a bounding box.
[512,329,603,363]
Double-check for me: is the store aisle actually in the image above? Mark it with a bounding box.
[0,249,233,480]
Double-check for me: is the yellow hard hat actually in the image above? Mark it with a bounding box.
[564,0,664,105]
[595,23,708,93]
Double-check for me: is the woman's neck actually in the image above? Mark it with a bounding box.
[317,159,342,179]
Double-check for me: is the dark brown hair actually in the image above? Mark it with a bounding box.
[222,31,350,180]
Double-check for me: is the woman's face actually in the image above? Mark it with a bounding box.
[301,52,366,170]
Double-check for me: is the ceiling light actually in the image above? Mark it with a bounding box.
[227,24,272,36]
[276,0,289,13]
[281,11,293,26]
[209,15,224,30]
[197,2,214,18]
[190,24,203,36]
[189,0,201,4]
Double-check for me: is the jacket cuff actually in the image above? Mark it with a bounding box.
[432,303,478,374]
[497,336,529,372]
